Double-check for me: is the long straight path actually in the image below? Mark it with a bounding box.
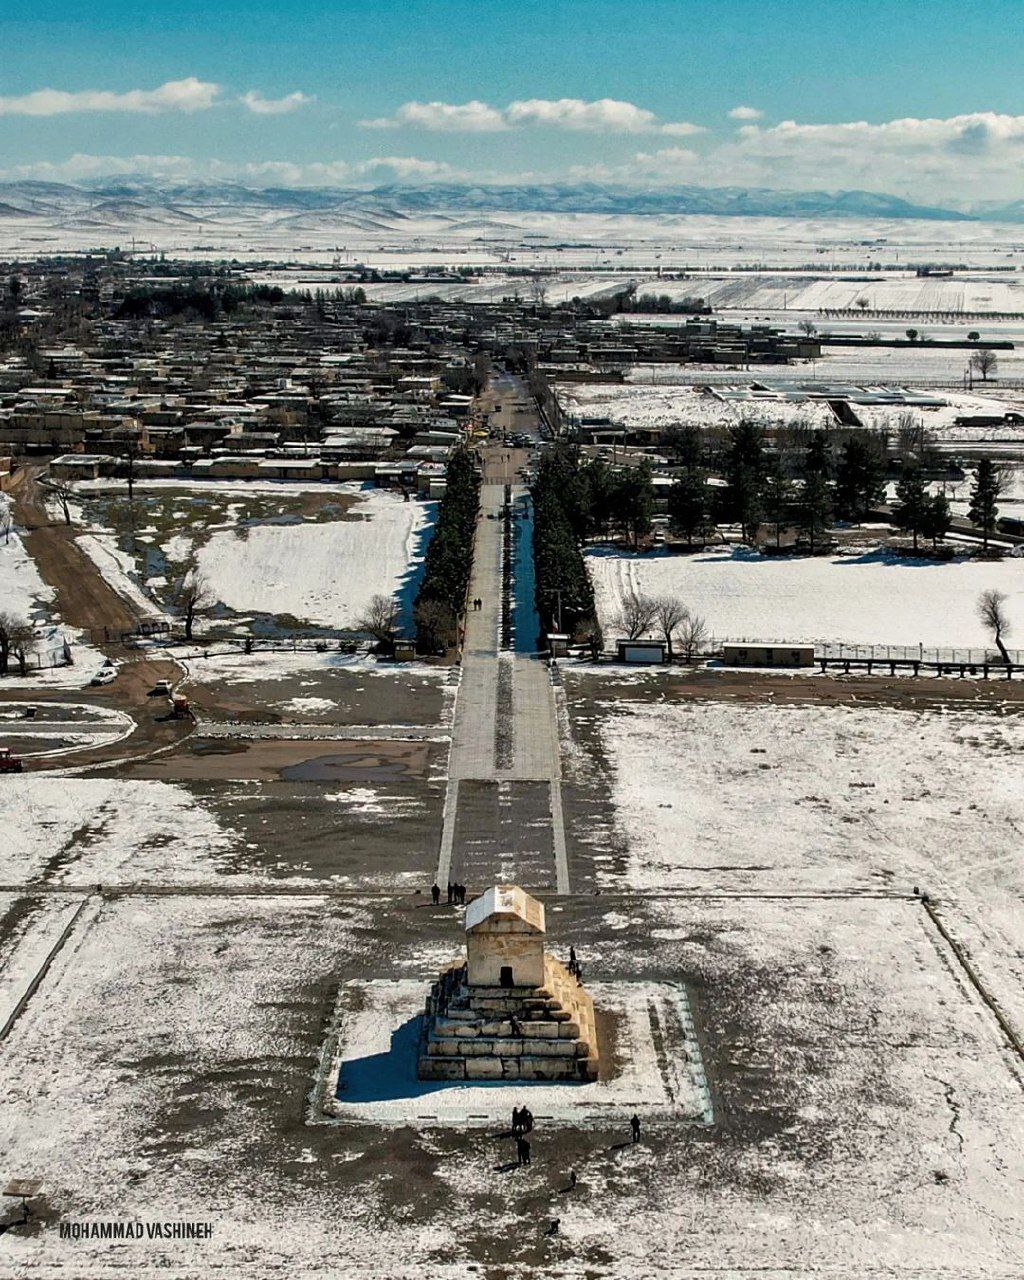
[436,448,570,894]
[446,483,502,781]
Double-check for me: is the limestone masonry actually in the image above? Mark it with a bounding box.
[418,884,599,1082]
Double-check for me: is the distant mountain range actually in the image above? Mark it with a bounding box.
[2,177,1024,225]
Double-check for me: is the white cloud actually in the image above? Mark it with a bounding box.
[728,105,762,121]
[361,100,505,132]
[354,156,457,180]
[361,97,702,136]
[0,152,460,187]
[569,146,700,184]
[239,90,313,116]
[9,108,1024,203]
[705,111,1024,201]
[0,78,222,116]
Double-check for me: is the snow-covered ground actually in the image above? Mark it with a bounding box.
[8,205,1024,269]
[634,270,1024,315]
[595,696,1024,1043]
[588,544,1024,650]
[0,700,134,757]
[0,776,240,884]
[195,489,435,629]
[1,887,1021,1276]
[174,646,415,684]
[0,523,106,685]
[75,532,164,619]
[559,379,1024,441]
[349,272,639,305]
[0,525,54,622]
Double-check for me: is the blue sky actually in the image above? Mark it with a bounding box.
[2,0,1023,202]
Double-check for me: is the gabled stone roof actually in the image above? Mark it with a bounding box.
[464,884,545,935]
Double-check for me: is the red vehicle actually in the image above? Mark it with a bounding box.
[0,747,24,774]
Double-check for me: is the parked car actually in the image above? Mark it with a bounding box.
[148,680,173,697]
[90,667,117,687]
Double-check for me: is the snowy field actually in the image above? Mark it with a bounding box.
[559,379,1024,440]
[593,695,1024,1042]
[2,888,1022,1276]
[560,381,835,431]
[0,522,106,685]
[0,526,54,623]
[626,345,1024,386]
[195,488,435,629]
[9,205,1024,269]
[338,272,638,305]
[637,270,1024,315]
[0,776,240,885]
[587,545,1024,650]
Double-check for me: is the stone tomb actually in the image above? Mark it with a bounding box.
[418,884,599,1082]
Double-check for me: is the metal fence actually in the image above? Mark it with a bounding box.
[708,635,1023,667]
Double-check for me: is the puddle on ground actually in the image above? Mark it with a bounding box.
[281,756,414,783]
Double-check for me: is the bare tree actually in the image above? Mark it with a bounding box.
[0,611,33,677]
[978,588,1012,664]
[797,320,817,336]
[855,296,870,311]
[677,612,709,663]
[653,595,689,661]
[574,615,603,661]
[529,277,550,307]
[10,622,35,676]
[614,589,658,641]
[414,598,456,654]
[48,475,74,525]
[971,348,998,382]
[357,593,401,651]
[176,569,213,641]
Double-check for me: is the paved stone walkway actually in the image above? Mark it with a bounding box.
[436,474,570,893]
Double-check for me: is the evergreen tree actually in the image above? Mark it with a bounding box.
[795,440,833,552]
[894,464,929,550]
[579,458,615,539]
[762,454,794,548]
[667,424,703,469]
[721,421,767,543]
[804,429,833,478]
[835,435,886,520]
[532,443,598,642]
[967,459,1003,551]
[611,461,654,548]
[667,466,708,548]
[920,492,951,549]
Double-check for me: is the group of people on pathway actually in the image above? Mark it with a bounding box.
[512,1106,534,1166]
[431,881,467,906]
[470,597,484,611]
[567,946,584,985]
[508,1106,642,1173]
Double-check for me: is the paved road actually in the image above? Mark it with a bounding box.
[480,368,545,446]
[437,446,570,895]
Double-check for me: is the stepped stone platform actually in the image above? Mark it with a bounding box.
[418,884,599,1082]
[418,954,599,1082]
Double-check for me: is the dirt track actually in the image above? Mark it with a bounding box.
[4,468,192,769]
[16,466,138,636]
